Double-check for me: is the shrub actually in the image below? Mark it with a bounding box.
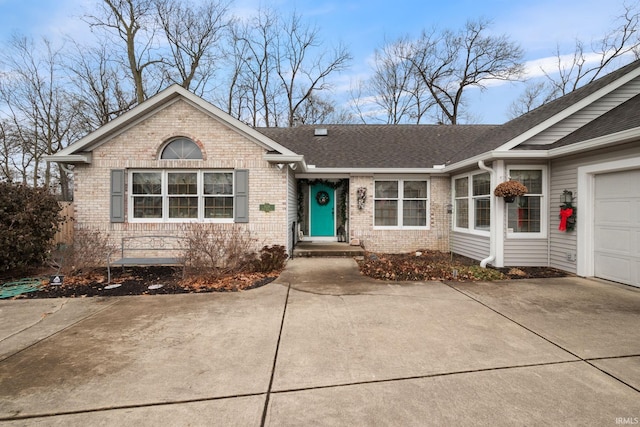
[51,228,116,276]
[182,224,257,279]
[0,182,62,273]
[253,245,288,273]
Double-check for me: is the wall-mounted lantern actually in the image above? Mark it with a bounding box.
[559,189,576,232]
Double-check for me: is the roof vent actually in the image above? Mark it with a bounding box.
[314,128,328,136]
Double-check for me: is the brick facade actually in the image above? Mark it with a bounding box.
[348,175,451,253]
[72,97,454,258]
[73,100,290,256]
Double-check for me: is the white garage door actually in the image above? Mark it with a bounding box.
[594,169,640,287]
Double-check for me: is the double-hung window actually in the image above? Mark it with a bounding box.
[203,172,234,218]
[473,173,491,230]
[506,168,545,236]
[168,172,198,218]
[130,170,234,222]
[453,172,490,233]
[374,179,429,228]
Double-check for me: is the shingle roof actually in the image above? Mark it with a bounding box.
[257,124,496,168]
[257,60,640,169]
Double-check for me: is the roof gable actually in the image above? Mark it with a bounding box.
[446,59,640,164]
[549,92,640,149]
[49,85,296,162]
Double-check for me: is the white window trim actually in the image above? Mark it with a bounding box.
[128,169,235,223]
[452,171,491,237]
[373,178,430,230]
[505,165,548,239]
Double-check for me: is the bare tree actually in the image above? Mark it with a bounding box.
[223,8,351,127]
[358,36,433,124]
[510,2,640,117]
[409,19,524,124]
[66,41,136,132]
[221,28,254,123]
[85,0,162,104]
[0,119,19,181]
[155,0,232,95]
[293,93,339,125]
[227,9,279,126]
[508,81,557,118]
[0,36,77,198]
[275,11,351,127]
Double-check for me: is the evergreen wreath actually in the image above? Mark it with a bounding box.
[316,190,330,206]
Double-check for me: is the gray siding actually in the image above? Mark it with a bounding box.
[549,160,578,273]
[451,232,490,262]
[525,77,640,146]
[549,141,640,273]
[503,239,548,266]
[502,161,550,266]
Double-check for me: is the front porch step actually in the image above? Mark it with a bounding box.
[293,242,365,258]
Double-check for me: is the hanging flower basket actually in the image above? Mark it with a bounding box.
[494,180,528,203]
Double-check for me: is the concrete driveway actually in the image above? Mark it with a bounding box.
[1,258,639,426]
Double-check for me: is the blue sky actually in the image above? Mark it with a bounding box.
[0,0,627,123]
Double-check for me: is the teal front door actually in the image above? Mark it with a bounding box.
[310,183,335,237]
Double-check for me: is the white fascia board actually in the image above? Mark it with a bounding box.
[263,154,305,163]
[295,173,351,179]
[301,167,446,174]
[43,154,92,164]
[443,150,549,173]
[263,154,307,172]
[548,127,640,158]
[494,66,640,152]
[444,126,640,172]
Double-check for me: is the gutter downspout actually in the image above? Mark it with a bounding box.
[478,160,495,268]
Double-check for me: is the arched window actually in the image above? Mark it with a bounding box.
[161,138,203,160]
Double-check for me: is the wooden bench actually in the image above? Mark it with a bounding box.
[107,235,185,282]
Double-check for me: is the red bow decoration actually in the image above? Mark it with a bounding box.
[559,208,574,231]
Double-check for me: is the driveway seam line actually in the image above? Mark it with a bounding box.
[269,359,582,395]
[585,354,640,361]
[0,298,121,364]
[260,282,291,427]
[447,283,640,393]
[446,284,585,357]
[0,300,71,343]
[0,392,268,422]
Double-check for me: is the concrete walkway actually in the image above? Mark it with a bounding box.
[1,258,639,426]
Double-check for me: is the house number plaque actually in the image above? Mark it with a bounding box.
[259,203,276,212]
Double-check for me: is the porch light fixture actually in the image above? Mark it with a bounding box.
[561,190,573,206]
[276,162,298,171]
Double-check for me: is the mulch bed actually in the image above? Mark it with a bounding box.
[357,250,569,282]
[2,250,570,299]
[1,266,278,299]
